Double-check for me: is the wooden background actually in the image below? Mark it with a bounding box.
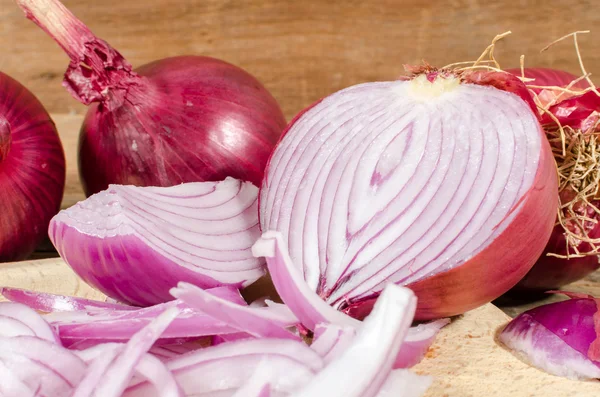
[1,0,599,122]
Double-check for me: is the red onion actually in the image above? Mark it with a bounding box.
[170,282,300,341]
[49,178,263,306]
[506,68,600,292]
[499,291,600,379]
[259,68,558,320]
[0,287,135,312]
[16,0,286,196]
[0,71,65,262]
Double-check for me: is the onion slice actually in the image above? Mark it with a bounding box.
[499,292,600,379]
[50,177,265,306]
[252,231,357,330]
[125,338,324,396]
[1,287,135,312]
[0,302,59,343]
[171,282,300,340]
[290,283,422,397]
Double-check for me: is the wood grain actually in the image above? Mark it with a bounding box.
[1,0,599,122]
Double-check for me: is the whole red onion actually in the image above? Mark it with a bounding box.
[507,68,600,292]
[17,0,286,196]
[0,71,66,262]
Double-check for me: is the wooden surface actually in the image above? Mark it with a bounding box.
[1,0,599,121]
[1,257,598,396]
[414,304,600,396]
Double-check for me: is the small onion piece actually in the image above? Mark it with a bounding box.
[16,0,286,196]
[499,292,600,379]
[49,178,264,306]
[259,69,558,320]
[0,71,65,262]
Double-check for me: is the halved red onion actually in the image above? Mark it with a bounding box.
[171,282,300,340]
[49,177,264,306]
[259,71,557,320]
[499,292,600,379]
[254,231,446,368]
[1,287,135,312]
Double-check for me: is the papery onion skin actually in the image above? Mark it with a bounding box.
[260,70,558,321]
[506,67,587,93]
[18,0,286,196]
[505,67,600,293]
[0,71,65,262]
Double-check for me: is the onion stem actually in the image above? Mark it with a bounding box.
[16,0,141,105]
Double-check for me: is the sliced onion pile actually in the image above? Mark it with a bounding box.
[499,291,600,380]
[49,177,263,306]
[260,68,558,320]
[0,253,434,396]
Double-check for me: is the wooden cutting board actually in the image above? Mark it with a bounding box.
[2,113,599,395]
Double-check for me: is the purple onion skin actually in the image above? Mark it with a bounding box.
[0,71,65,262]
[79,56,287,196]
[49,225,224,306]
[499,296,600,379]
